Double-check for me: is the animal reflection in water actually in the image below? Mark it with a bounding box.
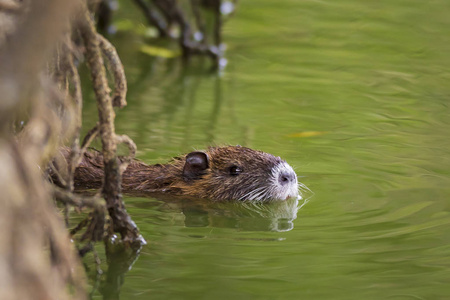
[144,195,311,232]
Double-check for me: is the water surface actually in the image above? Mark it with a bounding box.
[84,1,450,299]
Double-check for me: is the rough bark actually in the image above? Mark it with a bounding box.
[0,0,86,299]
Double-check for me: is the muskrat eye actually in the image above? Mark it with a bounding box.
[229,165,242,176]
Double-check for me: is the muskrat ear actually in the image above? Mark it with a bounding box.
[183,151,209,179]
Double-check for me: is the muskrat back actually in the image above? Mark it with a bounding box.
[64,146,300,201]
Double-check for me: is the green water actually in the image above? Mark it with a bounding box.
[84,0,450,299]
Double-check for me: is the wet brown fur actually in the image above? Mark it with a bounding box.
[58,146,284,201]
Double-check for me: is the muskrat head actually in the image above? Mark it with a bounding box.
[181,146,299,202]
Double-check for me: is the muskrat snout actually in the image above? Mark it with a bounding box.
[269,161,299,201]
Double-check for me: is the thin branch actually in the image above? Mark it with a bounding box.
[190,0,207,44]
[50,161,68,188]
[115,134,136,174]
[79,242,95,257]
[53,185,105,209]
[65,37,84,191]
[70,215,90,236]
[81,123,100,151]
[212,0,222,46]
[151,0,176,28]
[132,0,169,37]
[80,210,106,244]
[98,34,127,108]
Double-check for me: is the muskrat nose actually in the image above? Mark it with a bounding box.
[278,171,296,185]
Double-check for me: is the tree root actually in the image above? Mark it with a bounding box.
[130,0,235,68]
[0,0,145,298]
[78,5,144,246]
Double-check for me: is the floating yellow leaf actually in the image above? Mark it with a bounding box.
[140,45,180,58]
[286,131,327,138]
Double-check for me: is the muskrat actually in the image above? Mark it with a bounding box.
[60,146,300,201]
